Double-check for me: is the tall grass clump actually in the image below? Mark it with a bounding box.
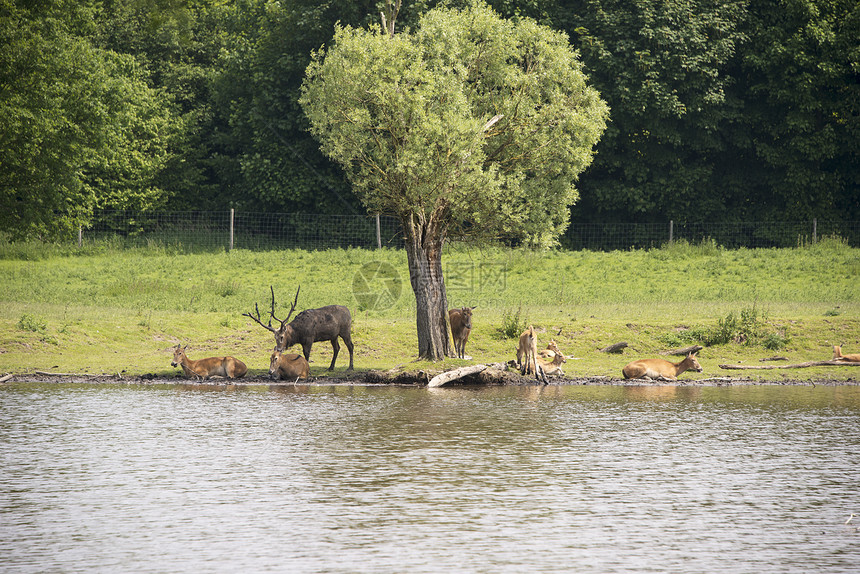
[661,304,790,351]
[498,305,528,339]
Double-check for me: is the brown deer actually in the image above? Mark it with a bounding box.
[622,352,703,381]
[537,344,567,376]
[516,326,547,383]
[538,339,563,360]
[244,286,354,371]
[269,349,310,381]
[171,345,247,380]
[448,306,475,359]
[833,345,860,362]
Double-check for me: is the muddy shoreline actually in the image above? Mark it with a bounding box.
[2,369,857,387]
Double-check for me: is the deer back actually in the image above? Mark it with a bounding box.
[276,305,352,350]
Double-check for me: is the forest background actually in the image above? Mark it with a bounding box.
[2,0,858,241]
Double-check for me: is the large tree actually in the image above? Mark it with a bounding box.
[300,1,608,359]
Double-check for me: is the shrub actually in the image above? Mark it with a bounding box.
[499,305,528,339]
[17,314,46,333]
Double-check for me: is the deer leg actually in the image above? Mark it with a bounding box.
[342,334,354,371]
[329,338,340,370]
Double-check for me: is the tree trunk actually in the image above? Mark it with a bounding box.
[404,217,450,361]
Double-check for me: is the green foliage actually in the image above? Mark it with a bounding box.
[300,1,609,247]
[559,0,748,223]
[2,0,857,240]
[17,313,46,333]
[17,313,57,345]
[737,0,859,222]
[662,305,791,351]
[499,306,529,339]
[0,2,177,239]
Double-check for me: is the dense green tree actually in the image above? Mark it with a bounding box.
[735,0,859,221]
[554,0,748,224]
[0,0,176,238]
[94,0,237,211]
[301,1,608,358]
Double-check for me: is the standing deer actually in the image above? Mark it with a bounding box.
[171,345,247,380]
[448,306,475,359]
[269,349,310,381]
[622,353,703,381]
[516,326,547,383]
[244,286,354,371]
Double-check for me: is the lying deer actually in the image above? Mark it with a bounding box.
[517,326,547,383]
[537,342,567,376]
[833,345,860,362]
[171,345,247,380]
[622,352,703,381]
[269,349,310,381]
[538,339,563,360]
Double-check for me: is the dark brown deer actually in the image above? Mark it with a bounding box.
[244,286,354,371]
[448,306,475,359]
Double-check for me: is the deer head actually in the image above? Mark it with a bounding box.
[684,352,703,372]
[170,345,187,367]
[244,286,300,351]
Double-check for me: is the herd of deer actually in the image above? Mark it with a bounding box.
[170,287,859,383]
[172,286,352,382]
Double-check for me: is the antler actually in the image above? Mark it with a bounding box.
[282,285,300,326]
[243,285,301,332]
[242,301,278,333]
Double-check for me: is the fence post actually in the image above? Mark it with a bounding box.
[376,213,382,249]
[669,220,674,244]
[78,226,82,248]
[813,218,817,243]
[229,208,234,251]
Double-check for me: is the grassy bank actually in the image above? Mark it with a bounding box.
[1,238,858,382]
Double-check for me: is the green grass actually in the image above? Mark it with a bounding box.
[1,237,858,382]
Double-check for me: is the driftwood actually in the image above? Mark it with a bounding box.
[428,365,488,387]
[0,373,12,383]
[720,360,860,370]
[660,345,703,356]
[600,342,628,354]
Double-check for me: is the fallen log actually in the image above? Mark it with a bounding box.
[600,342,628,354]
[720,360,860,370]
[660,345,703,356]
[0,373,13,383]
[428,364,488,387]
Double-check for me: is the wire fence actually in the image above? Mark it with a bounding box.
[79,210,860,251]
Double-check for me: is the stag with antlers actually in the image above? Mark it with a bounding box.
[244,286,354,371]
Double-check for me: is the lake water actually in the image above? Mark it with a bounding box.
[1,382,858,573]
